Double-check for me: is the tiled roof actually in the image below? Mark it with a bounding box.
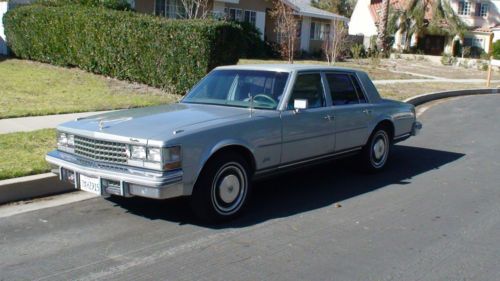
[369,0,433,24]
[286,0,349,21]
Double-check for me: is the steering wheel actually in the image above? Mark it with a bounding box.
[251,94,278,107]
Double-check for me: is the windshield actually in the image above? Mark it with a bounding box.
[182,70,289,110]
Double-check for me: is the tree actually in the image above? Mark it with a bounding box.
[376,0,390,52]
[270,0,298,63]
[387,0,466,52]
[179,0,210,19]
[323,19,347,64]
[311,0,354,18]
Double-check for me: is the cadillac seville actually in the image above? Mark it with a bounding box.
[46,64,422,222]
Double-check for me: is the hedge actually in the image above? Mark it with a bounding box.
[4,5,243,94]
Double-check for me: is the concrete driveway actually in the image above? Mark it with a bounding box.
[1,95,499,281]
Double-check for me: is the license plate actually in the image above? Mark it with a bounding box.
[79,174,101,195]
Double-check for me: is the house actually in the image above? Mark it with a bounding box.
[132,0,349,53]
[349,0,500,55]
[0,1,8,55]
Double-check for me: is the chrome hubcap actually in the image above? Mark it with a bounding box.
[370,131,389,168]
[211,163,247,215]
[373,139,386,160]
[218,174,240,204]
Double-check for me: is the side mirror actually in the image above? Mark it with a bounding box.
[293,99,308,113]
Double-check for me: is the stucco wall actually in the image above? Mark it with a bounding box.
[348,0,377,37]
[0,1,7,55]
[449,0,500,28]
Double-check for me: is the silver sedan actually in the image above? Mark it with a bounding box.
[47,64,422,222]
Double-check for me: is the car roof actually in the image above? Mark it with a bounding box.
[215,64,365,74]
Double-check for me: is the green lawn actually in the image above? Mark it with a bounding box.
[0,58,180,119]
[0,129,56,180]
[238,58,420,80]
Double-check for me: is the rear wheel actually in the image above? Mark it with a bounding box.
[361,127,391,172]
[190,153,252,223]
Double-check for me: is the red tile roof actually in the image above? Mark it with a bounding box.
[369,0,433,24]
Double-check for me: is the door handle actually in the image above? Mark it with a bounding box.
[323,114,334,121]
[363,109,372,115]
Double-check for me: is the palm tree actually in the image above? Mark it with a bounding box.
[376,0,390,51]
[388,0,466,52]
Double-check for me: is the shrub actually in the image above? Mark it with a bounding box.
[35,0,132,11]
[236,21,267,59]
[4,5,243,94]
[350,44,364,62]
[440,53,456,66]
[493,40,500,60]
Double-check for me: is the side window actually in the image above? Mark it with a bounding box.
[288,73,325,109]
[350,76,367,103]
[326,73,366,105]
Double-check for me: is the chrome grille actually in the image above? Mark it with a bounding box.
[74,135,128,164]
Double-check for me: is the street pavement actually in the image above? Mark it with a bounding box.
[0,95,499,281]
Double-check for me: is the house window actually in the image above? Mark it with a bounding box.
[324,23,331,39]
[464,37,484,48]
[244,10,257,26]
[155,0,166,16]
[166,0,185,18]
[480,3,489,16]
[155,0,185,18]
[458,1,471,15]
[310,22,325,40]
[296,20,302,38]
[227,8,243,21]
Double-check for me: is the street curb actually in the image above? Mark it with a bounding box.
[0,173,74,205]
[404,88,499,106]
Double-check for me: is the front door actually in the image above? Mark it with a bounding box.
[281,73,335,164]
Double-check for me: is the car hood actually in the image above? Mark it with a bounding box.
[58,103,250,142]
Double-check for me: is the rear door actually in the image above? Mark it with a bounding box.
[325,72,372,152]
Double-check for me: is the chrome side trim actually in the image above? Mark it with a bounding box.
[254,147,362,177]
[279,147,362,169]
[394,133,411,141]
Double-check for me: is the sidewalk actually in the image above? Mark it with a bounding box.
[0,111,110,134]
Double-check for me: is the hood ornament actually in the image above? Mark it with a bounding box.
[97,117,132,131]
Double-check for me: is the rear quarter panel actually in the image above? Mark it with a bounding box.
[369,100,416,139]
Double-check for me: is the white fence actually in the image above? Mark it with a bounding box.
[0,1,8,55]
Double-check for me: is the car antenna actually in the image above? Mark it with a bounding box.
[248,92,254,117]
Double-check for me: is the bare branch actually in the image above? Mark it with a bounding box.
[179,0,210,19]
[270,0,299,63]
[323,19,347,64]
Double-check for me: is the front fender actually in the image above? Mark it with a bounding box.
[192,138,256,191]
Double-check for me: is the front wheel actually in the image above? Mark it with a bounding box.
[360,127,391,172]
[190,153,252,223]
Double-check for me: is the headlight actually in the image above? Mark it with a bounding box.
[147,147,162,162]
[57,132,68,147]
[163,146,182,170]
[57,132,75,152]
[67,134,75,147]
[130,145,147,160]
[129,145,181,170]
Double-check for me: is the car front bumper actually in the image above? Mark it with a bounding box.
[46,150,186,199]
[411,121,423,136]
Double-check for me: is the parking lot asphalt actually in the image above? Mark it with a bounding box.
[1,95,499,281]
